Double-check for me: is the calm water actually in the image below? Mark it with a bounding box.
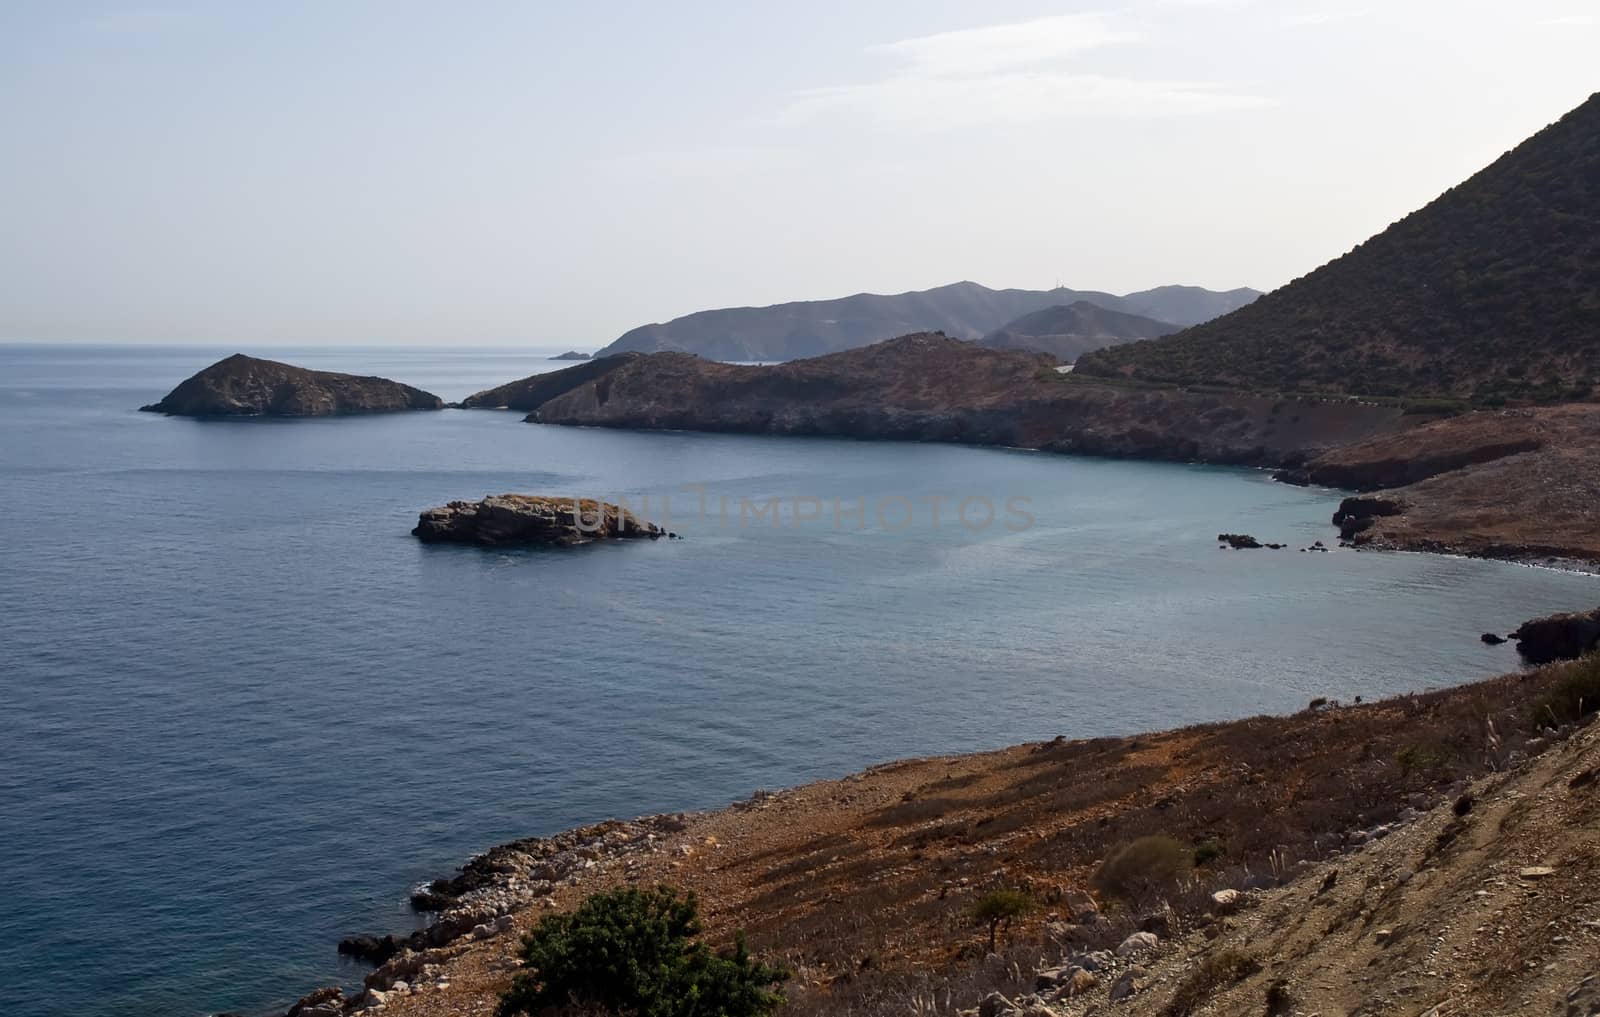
[2,344,1594,1017]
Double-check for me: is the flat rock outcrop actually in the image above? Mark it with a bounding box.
[140,354,443,417]
[412,494,665,547]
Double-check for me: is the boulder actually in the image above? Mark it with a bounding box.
[1110,965,1151,1001]
[1331,495,1404,542]
[1218,533,1263,549]
[141,354,443,417]
[978,992,1016,1017]
[1116,931,1160,958]
[285,987,344,1017]
[1057,969,1099,998]
[412,494,665,547]
[1510,606,1600,665]
[1210,888,1242,913]
[1481,632,1508,645]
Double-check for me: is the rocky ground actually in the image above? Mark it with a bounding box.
[1302,406,1600,566]
[277,651,1600,1017]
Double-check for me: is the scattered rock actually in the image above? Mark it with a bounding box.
[1218,533,1263,549]
[285,987,344,1017]
[1110,965,1151,1001]
[1519,866,1556,880]
[1071,950,1114,973]
[978,991,1015,1017]
[1568,974,1600,1017]
[1057,969,1099,998]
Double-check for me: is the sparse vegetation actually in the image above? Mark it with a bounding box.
[1163,947,1261,1016]
[1531,653,1600,725]
[1077,95,1600,403]
[498,886,787,1017]
[1093,836,1191,904]
[970,889,1033,953]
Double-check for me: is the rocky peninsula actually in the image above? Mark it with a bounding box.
[449,332,1600,568]
[140,354,443,418]
[412,494,667,546]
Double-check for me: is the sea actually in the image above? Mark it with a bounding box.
[1,343,1593,1017]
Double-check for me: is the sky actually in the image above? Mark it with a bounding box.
[1,1,1595,346]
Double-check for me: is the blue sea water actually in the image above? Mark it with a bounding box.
[1,343,1594,1017]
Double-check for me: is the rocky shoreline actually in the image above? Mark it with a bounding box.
[268,646,1600,1017]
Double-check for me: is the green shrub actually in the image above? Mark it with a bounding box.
[1532,654,1600,726]
[1192,838,1226,867]
[1092,836,1190,903]
[497,885,787,1017]
[1395,743,1447,776]
[970,889,1033,952]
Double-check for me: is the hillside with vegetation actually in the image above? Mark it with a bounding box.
[1077,92,1600,404]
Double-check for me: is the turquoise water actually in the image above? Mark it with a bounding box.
[1,344,1593,1017]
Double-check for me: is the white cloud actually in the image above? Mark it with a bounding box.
[1538,14,1596,26]
[866,14,1139,76]
[774,14,1271,130]
[781,72,1271,130]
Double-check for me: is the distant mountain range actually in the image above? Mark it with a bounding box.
[980,300,1180,362]
[594,281,1260,362]
[1079,92,1600,403]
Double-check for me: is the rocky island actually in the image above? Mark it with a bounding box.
[412,494,667,546]
[140,354,444,418]
[549,350,591,361]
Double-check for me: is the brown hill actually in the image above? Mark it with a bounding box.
[513,333,1405,464]
[1078,92,1600,403]
[140,354,443,418]
[981,301,1179,361]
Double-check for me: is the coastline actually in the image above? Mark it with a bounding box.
[273,652,1600,1017]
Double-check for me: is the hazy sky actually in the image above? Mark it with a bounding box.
[2,1,1594,346]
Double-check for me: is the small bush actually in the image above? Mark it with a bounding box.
[498,885,787,1017]
[1162,948,1261,1016]
[1395,743,1446,776]
[1532,654,1600,725]
[1192,838,1226,867]
[1093,836,1190,904]
[970,889,1033,952]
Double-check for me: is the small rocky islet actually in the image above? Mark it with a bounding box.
[139,353,443,418]
[412,494,671,547]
